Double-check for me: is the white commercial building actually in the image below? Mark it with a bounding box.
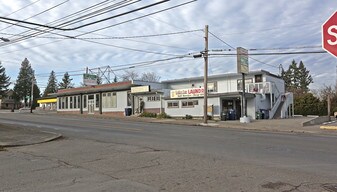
[55,70,293,120]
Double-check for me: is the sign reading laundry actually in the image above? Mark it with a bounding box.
[170,88,204,98]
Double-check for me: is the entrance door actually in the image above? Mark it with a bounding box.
[88,100,95,114]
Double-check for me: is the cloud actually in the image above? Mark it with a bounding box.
[0,0,336,90]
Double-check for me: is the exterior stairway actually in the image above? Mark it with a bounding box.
[273,100,284,119]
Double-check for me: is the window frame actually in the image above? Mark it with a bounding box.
[167,101,179,108]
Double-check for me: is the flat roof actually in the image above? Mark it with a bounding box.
[55,81,133,96]
[162,70,280,83]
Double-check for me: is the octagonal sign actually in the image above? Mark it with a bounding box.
[323,11,337,58]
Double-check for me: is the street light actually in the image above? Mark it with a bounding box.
[0,37,10,42]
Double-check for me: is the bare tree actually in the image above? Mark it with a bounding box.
[121,70,139,81]
[318,85,336,100]
[140,72,161,82]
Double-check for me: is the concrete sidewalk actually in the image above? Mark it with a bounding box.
[125,116,330,134]
[0,123,62,147]
[0,113,335,148]
[73,113,334,135]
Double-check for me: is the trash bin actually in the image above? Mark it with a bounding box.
[125,108,132,116]
[228,109,236,120]
[221,111,227,121]
[260,109,269,119]
[256,111,260,119]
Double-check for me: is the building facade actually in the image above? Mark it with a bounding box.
[0,90,21,110]
[55,70,294,120]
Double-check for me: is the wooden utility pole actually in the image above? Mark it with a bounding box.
[30,77,35,113]
[328,94,331,121]
[203,25,209,124]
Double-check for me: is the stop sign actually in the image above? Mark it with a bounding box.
[323,11,337,58]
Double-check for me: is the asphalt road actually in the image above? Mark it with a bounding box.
[1,112,337,191]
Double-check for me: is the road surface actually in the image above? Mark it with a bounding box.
[0,112,337,191]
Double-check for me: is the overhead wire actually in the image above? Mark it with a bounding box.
[2,0,41,17]
[0,0,136,47]
[0,0,171,31]
[0,0,70,32]
[0,1,199,57]
[208,30,279,69]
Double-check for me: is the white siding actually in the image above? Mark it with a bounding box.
[103,91,128,112]
[246,98,256,119]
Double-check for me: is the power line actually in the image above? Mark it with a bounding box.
[208,30,281,69]
[0,0,70,32]
[75,0,197,37]
[0,0,144,47]
[0,1,198,57]
[3,0,41,17]
[0,29,202,40]
[210,51,327,56]
[208,30,236,50]
[0,0,171,31]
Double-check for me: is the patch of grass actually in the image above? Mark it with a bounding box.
[183,114,193,119]
[157,112,171,119]
[139,112,157,118]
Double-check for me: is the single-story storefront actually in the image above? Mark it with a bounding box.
[37,96,57,110]
[54,70,294,120]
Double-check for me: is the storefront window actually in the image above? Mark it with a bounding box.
[70,97,73,109]
[182,100,198,108]
[167,101,179,108]
[65,97,68,109]
[96,94,100,108]
[207,82,217,93]
[77,96,80,108]
[147,95,160,101]
[237,78,253,91]
[102,92,117,108]
[83,95,87,108]
[74,96,77,108]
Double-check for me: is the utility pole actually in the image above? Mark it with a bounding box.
[203,25,209,124]
[30,76,35,113]
[328,94,331,121]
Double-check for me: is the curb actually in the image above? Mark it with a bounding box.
[0,133,62,147]
[320,125,337,130]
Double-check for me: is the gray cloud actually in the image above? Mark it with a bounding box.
[0,0,336,89]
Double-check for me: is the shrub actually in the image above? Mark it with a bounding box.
[139,112,157,118]
[157,112,171,119]
[184,114,193,119]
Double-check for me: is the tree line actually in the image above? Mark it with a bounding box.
[0,58,161,108]
[0,57,334,115]
[281,60,334,116]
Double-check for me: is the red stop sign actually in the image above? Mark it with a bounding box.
[323,11,337,58]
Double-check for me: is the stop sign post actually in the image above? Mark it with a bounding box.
[322,11,337,58]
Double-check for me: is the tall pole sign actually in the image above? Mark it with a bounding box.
[322,11,337,58]
[237,47,249,117]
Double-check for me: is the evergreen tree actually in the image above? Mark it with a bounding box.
[113,75,118,83]
[281,60,313,95]
[13,58,35,106]
[297,61,313,93]
[0,61,10,97]
[43,71,58,97]
[58,72,74,89]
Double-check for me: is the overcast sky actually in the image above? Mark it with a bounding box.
[0,0,336,91]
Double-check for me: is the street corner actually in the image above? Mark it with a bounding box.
[0,126,63,148]
[320,120,337,130]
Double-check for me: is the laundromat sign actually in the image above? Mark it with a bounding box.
[170,88,204,98]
